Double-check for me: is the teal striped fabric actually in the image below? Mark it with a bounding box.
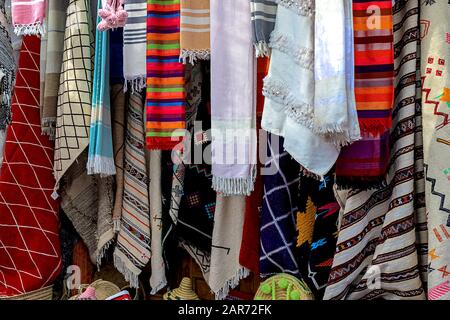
[87,1,115,176]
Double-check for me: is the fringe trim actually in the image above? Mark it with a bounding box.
[124,76,146,94]
[274,0,315,17]
[14,22,45,36]
[254,41,271,58]
[113,219,121,232]
[269,31,314,71]
[41,117,56,140]
[214,267,251,300]
[335,175,388,191]
[86,155,117,176]
[96,235,115,270]
[150,280,168,295]
[212,174,256,197]
[113,251,140,289]
[179,49,210,65]
[299,164,322,181]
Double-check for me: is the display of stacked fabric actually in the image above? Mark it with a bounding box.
[1,0,448,302]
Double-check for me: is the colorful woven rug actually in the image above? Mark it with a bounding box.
[0,35,61,297]
[146,0,185,150]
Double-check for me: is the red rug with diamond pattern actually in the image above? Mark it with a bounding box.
[0,36,61,297]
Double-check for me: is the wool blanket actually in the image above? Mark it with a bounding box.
[259,134,300,276]
[114,91,151,288]
[209,194,250,300]
[335,0,395,189]
[210,0,257,196]
[87,1,115,176]
[420,0,450,300]
[11,0,46,36]
[324,0,427,300]
[0,0,15,130]
[251,0,277,57]
[41,0,69,139]
[60,150,115,266]
[54,0,94,191]
[261,1,341,178]
[179,0,210,64]
[0,36,61,297]
[295,173,339,299]
[123,0,147,92]
[146,0,186,151]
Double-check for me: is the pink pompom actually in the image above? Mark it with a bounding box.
[97,20,109,31]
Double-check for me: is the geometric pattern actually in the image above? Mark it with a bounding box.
[0,36,61,297]
[53,0,94,189]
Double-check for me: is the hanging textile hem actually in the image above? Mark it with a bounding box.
[214,267,250,300]
[124,76,146,94]
[212,171,256,197]
[13,21,45,36]
[113,250,140,289]
[179,49,210,65]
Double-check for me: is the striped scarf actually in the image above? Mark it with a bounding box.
[87,1,115,176]
[113,91,151,289]
[251,0,277,57]
[11,0,46,36]
[146,0,185,151]
[335,0,394,189]
[179,0,210,64]
[41,0,70,139]
[123,0,147,92]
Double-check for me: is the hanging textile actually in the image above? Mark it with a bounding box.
[250,0,277,57]
[110,27,126,230]
[179,0,210,64]
[148,150,167,294]
[323,0,427,300]
[123,0,146,92]
[239,58,269,275]
[209,195,250,300]
[111,84,126,231]
[113,91,151,288]
[39,7,47,116]
[420,0,450,301]
[146,0,186,151]
[335,0,395,189]
[210,0,257,196]
[41,0,69,139]
[259,134,300,276]
[87,1,115,176]
[0,36,61,297]
[295,173,339,299]
[261,1,342,178]
[54,0,94,190]
[60,150,115,266]
[0,0,15,130]
[11,0,46,36]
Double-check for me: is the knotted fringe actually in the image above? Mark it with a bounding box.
[254,41,271,58]
[113,219,121,232]
[269,31,314,70]
[335,175,388,191]
[41,117,56,139]
[113,251,140,289]
[299,164,322,181]
[214,267,250,300]
[124,76,146,94]
[96,235,115,270]
[212,174,256,197]
[86,155,117,177]
[179,49,210,65]
[150,280,168,295]
[14,22,45,36]
[275,0,315,17]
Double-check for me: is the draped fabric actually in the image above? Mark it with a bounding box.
[146,0,185,150]
[0,36,61,297]
[54,0,94,190]
[11,0,46,36]
[335,0,395,189]
[420,0,450,301]
[324,0,427,300]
